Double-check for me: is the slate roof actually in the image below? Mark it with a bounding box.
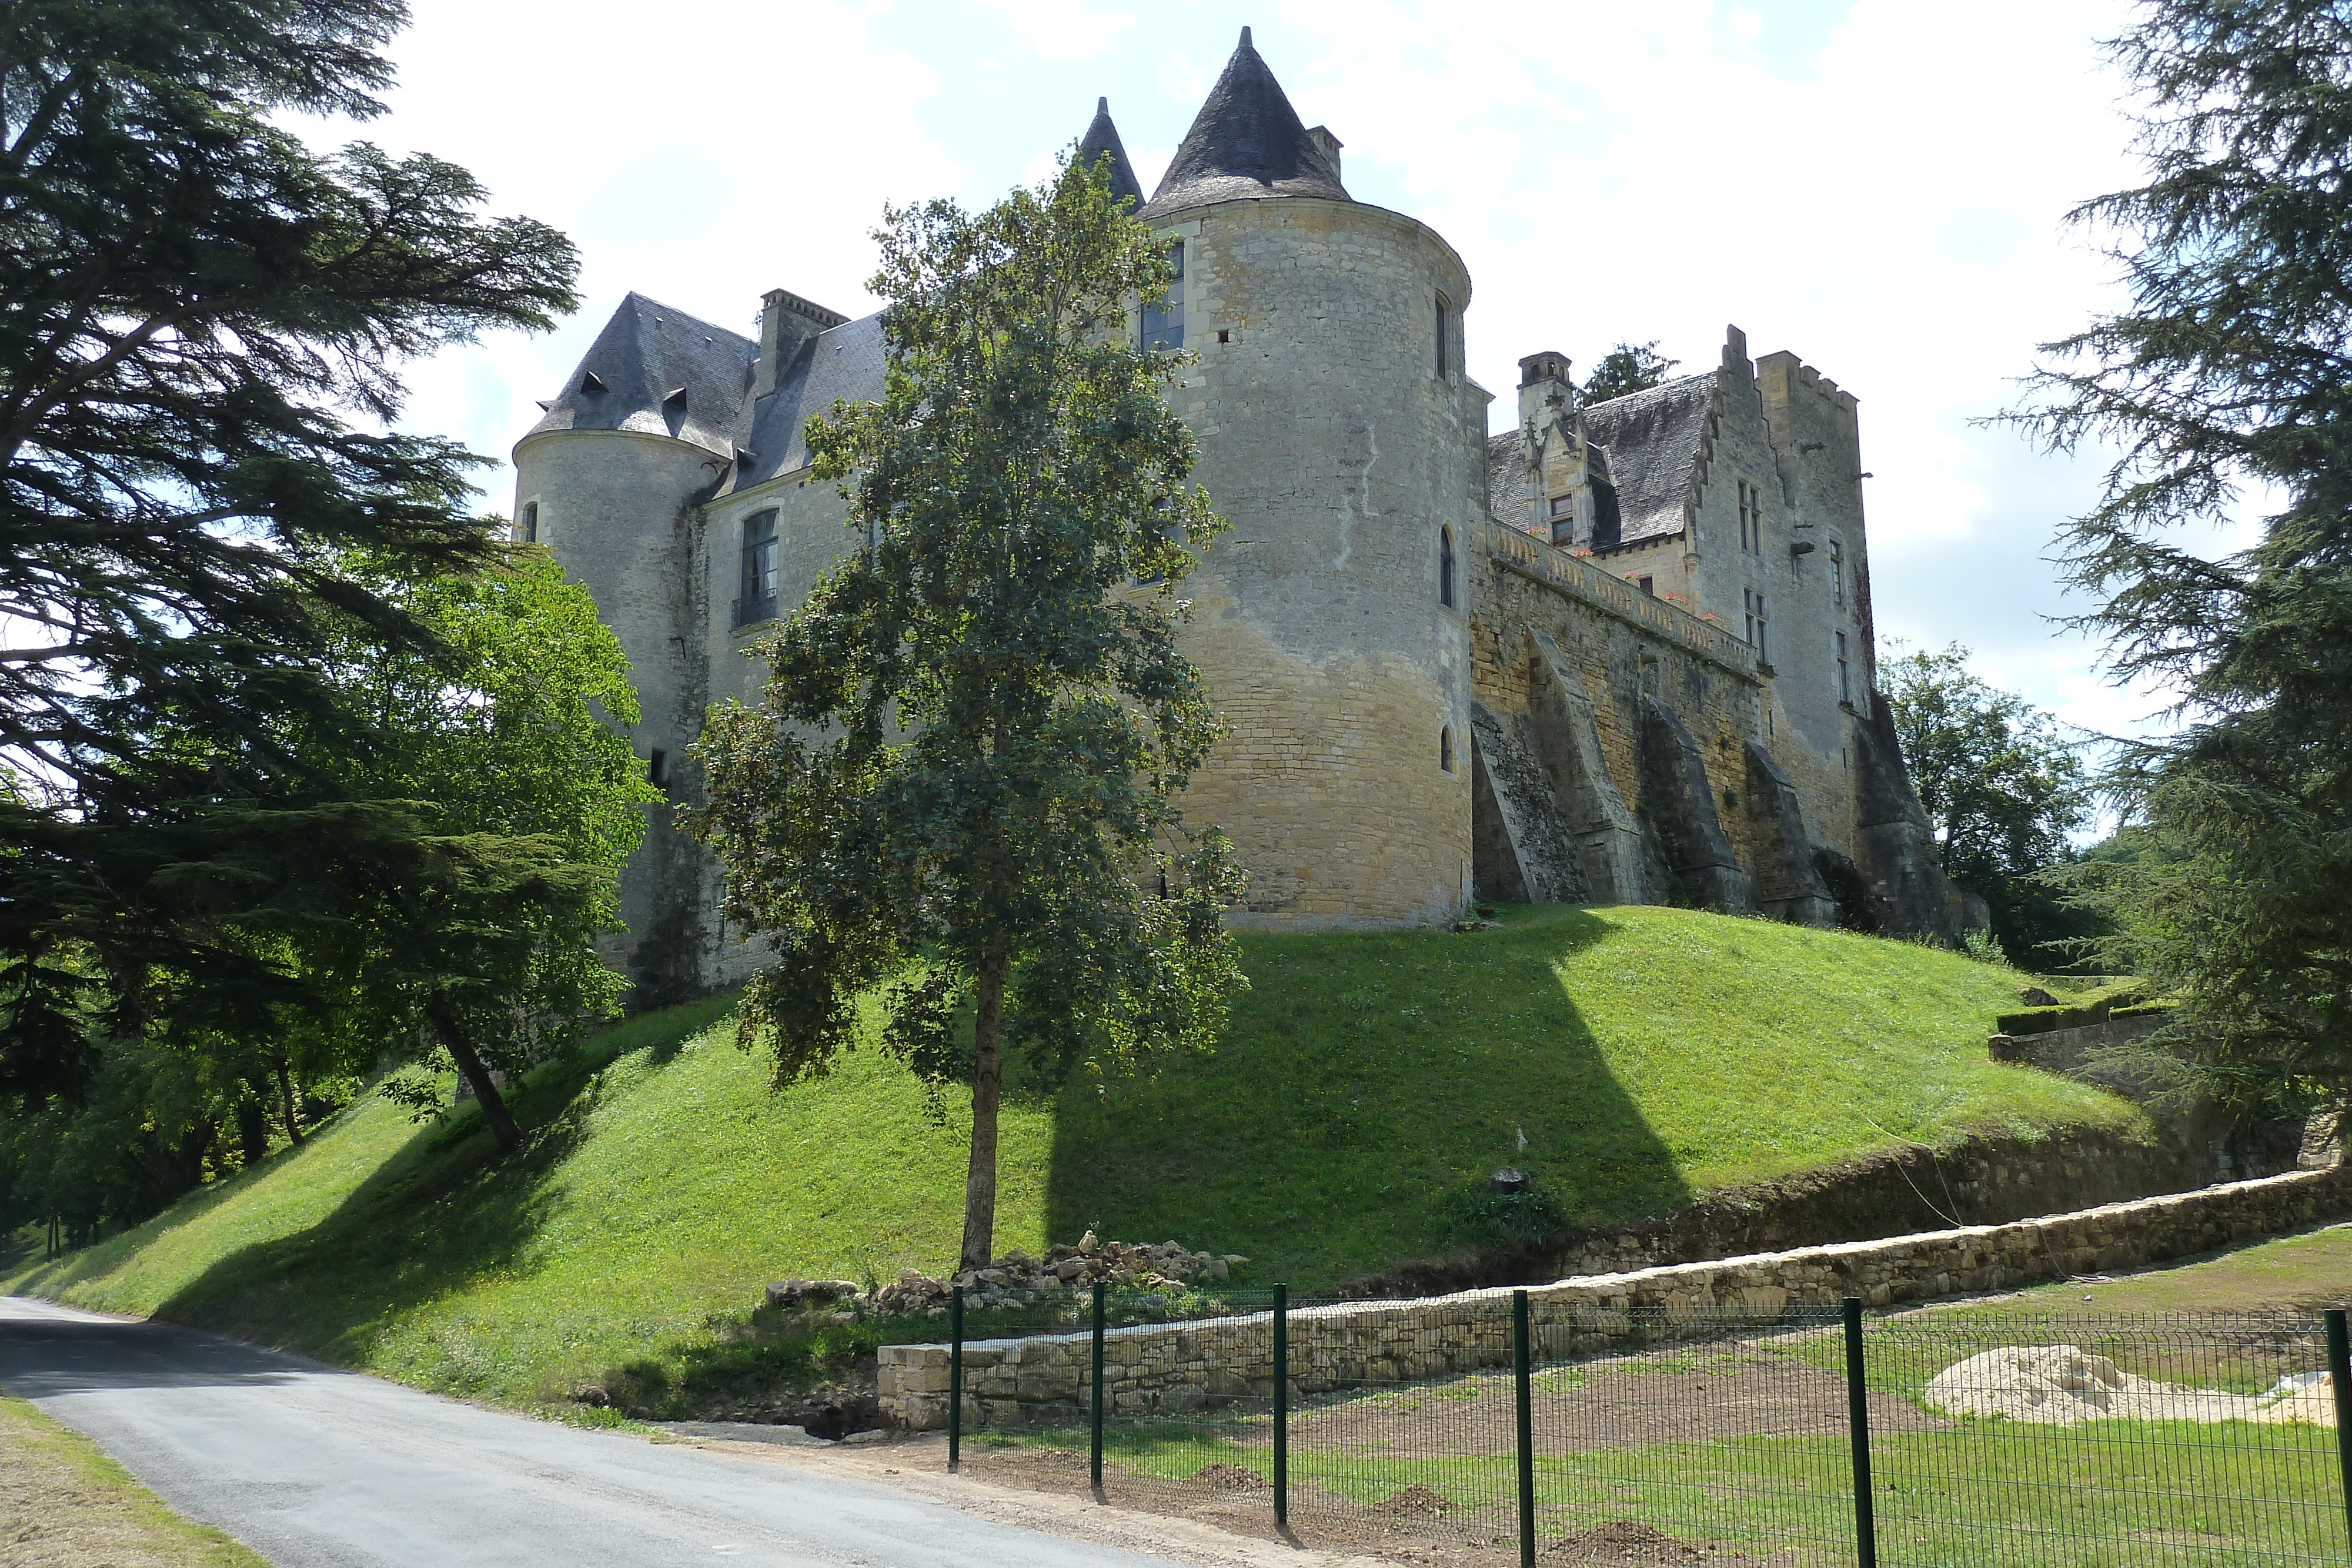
[1139,28,1349,219]
[1485,370,1720,550]
[1077,97,1144,210]
[717,310,889,496]
[1578,372,1717,547]
[523,293,756,458]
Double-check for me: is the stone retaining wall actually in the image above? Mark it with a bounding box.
[876,1163,2352,1430]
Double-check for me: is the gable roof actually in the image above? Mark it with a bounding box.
[1140,27,1349,219]
[1486,370,1722,550]
[522,293,755,458]
[1577,372,1719,547]
[1077,96,1144,210]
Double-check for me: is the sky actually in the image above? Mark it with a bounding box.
[332,0,2218,745]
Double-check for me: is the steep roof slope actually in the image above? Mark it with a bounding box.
[522,293,756,458]
[719,312,888,496]
[1578,372,1717,547]
[1140,28,1348,219]
[1076,96,1144,210]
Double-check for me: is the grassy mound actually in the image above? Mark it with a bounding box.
[5,905,2144,1414]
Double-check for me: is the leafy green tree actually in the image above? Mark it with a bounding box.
[310,549,657,1148]
[0,0,578,1099]
[1580,341,1680,405]
[691,153,1248,1270]
[2013,0,2352,1116]
[1881,644,2095,969]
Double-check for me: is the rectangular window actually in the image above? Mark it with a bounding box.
[520,500,539,544]
[1435,292,1451,379]
[1638,576,1654,597]
[649,748,669,787]
[1830,540,1845,607]
[1744,588,1768,659]
[735,509,780,629]
[1738,481,1764,555]
[1141,242,1184,349]
[1836,631,1852,703]
[1549,494,1573,518]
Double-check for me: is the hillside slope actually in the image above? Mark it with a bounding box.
[6,906,2144,1413]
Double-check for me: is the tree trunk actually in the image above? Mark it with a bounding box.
[428,989,522,1151]
[236,1089,271,1166]
[959,953,1009,1271]
[273,1055,305,1147]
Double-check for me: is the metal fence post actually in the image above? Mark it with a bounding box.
[1514,1288,1535,1568]
[948,1286,964,1472]
[1274,1283,1289,1528]
[1090,1279,1107,1490]
[2327,1307,2352,1557]
[1843,1297,1879,1568]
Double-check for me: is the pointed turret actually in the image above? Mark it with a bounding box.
[1140,26,1349,219]
[1076,96,1144,210]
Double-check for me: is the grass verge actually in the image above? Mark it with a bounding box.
[0,1394,269,1567]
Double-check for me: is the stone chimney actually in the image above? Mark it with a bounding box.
[1305,125,1342,182]
[1518,350,1573,430]
[753,287,850,400]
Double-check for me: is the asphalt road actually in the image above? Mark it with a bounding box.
[0,1296,1192,1567]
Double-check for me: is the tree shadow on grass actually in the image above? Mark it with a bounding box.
[1041,905,1693,1291]
[102,992,741,1382]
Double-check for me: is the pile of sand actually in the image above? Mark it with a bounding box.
[1925,1345,2337,1427]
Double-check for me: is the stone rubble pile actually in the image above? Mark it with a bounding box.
[764,1231,1249,1320]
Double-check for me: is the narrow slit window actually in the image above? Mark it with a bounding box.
[1830,540,1846,606]
[649,748,669,786]
[1836,631,1852,704]
[1434,292,1451,379]
[1440,726,1454,773]
[1439,526,1456,608]
[1142,242,1184,350]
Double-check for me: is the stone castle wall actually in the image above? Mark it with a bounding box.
[877,1162,2352,1430]
[1156,196,1486,928]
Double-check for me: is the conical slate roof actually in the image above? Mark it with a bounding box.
[1075,96,1144,210]
[520,293,756,457]
[1140,27,1349,219]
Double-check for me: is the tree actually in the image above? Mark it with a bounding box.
[1580,341,1680,405]
[691,152,1248,1270]
[1880,644,2095,969]
[310,549,657,1148]
[2012,0,2352,1116]
[0,1,579,1099]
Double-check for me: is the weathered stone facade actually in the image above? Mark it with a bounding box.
[510,29,1968,993]
[875,1163,2352,1430]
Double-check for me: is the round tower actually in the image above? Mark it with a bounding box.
[1122,32,1485,927]
[510,294,756,999]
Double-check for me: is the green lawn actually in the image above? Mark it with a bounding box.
[4,905,2142,1417]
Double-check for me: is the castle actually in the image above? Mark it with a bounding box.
[512,28,1969,1001]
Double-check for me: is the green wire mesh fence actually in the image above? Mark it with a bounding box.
[932,1291,2352,1567]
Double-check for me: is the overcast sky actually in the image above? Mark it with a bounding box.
[340,0,2217,744]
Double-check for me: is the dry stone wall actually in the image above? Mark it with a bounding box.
[877,1164,2352,1430]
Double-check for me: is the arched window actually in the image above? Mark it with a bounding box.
[1440,725,1454,773]
[1439,526,1456,608]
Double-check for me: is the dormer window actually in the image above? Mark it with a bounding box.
[1142,242,1184,350]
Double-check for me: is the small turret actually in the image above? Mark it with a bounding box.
[1518,350,1573,432]
[1076,96,1144,210]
